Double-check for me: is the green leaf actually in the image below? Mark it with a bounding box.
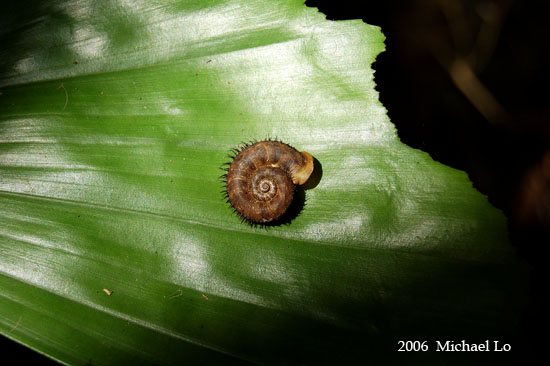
[1,0,527,364]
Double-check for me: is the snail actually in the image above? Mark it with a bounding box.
[221,140,314,224]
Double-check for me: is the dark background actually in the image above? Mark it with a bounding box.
[306,0,548,363]
[3,0,548,363]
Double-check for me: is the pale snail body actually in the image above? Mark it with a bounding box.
[222,140,314,224]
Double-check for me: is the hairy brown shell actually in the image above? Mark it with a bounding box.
[221,140,314,224]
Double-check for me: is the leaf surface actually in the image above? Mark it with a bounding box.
[0,0,527,364]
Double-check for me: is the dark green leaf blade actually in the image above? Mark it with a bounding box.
[1,0,527,364]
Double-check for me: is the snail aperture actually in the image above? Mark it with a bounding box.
[221,140,314,224]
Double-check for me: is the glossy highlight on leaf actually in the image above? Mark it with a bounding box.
[1,0,527,364]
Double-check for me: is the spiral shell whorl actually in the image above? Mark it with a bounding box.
[251,168,280,201]
[223,140,313,224]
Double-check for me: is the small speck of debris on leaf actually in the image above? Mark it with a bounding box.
[167,289,182,299]
[103,288,113,296]
[201,294,209,300]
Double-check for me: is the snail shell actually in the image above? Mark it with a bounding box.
[221,140,314,224]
